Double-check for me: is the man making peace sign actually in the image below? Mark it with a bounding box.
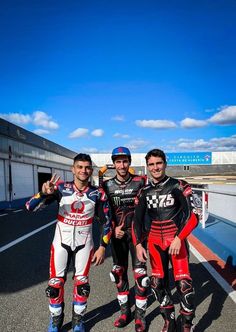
[26,153,112,332]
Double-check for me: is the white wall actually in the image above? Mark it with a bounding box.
[212,151,236,164]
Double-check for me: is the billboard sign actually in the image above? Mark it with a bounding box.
[166,152,212,165]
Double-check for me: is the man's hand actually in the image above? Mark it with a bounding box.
[169,236,181,255]
[91,246,106,266]
[136,243,148,263]
[114,224,125,239]
[42,173,60,195]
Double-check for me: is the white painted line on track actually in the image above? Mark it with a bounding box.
[13,209,23,213]
[0,214,8,217]
[190,244,236,304]
[0,219,57,253]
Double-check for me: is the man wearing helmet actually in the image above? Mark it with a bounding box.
[103,147,149,332]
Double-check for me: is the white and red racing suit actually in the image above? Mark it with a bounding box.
[26,181,112,318]
[133,175,199,327]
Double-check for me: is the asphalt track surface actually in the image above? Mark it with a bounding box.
[0,204,235,332]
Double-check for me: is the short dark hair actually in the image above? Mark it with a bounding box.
[145,149,167,164]
[73,153,92,164]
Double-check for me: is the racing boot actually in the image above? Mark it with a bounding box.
[114,302,131,328]
[47,312,64,332]
[160,307,177,332]
[72,312,85,332]
[181,314,195,332]
[135,306,146,332]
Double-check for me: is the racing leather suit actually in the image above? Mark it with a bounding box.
[26,181,112,319]
[103,174,149,314]
[133,175,199,327]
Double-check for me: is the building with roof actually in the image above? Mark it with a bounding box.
[1,117,236,209]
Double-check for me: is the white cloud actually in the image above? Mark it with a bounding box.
[168,135,236,151]
[180,117,208,128]
[69,128,89,138]
[111,115,125,121]
[32,111,59,129]
[91,129,104,137]
[208,105,236,125]
[0,113,31,124]
[33,129,50,135]
[210,135,236,150]
[0,111,59,129]
[177,139,211,150]
[136,119,177,129]
[113,133,130,138]
[0,111,59,133]
[126,138,150,151]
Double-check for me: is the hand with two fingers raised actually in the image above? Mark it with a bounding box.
[42,173,60,195]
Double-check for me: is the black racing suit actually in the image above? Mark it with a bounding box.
[133,175,199,327]
[103,174,149,313]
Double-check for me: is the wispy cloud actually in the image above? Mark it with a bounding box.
[168,135,236,151]
[0,111,59,131]
[0,113,31,124]
[113,133,130,138]
[91,129,104,137]
[135,105,236,132]
[69,128,89,138]
[69,128,105,139]
[32,111,59,129]
[180,118,208,128]
[33,129,50,135]
[208,105,236,125]
[136,119,177,129]
[111,115,125,121]
[126,138,150,151]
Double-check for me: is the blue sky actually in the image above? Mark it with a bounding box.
[0,0,236,153]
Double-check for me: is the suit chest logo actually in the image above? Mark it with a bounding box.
[146,194,174,208]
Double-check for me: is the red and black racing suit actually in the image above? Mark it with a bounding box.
[133,175,199,326]
[103,174,149,314]
[26,181,112,320]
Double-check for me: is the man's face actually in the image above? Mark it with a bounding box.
[113,156,130,178]
[72,160,93,182]
[147,156,166,182]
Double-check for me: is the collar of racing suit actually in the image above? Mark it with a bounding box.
[114,174,133,186]
[150,175,170,190]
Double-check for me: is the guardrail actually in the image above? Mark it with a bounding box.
[191,187,236,229]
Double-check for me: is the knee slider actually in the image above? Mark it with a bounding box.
[110,265,124,284]
[151,276,172,306]
[176,279,195,312]
[74,276,90,298]
[150,275,164,291]
[45,277,64,299]
[77,283,90,298]
[134,268,150,288]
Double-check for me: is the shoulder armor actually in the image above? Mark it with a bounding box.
[177,179,192,196]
